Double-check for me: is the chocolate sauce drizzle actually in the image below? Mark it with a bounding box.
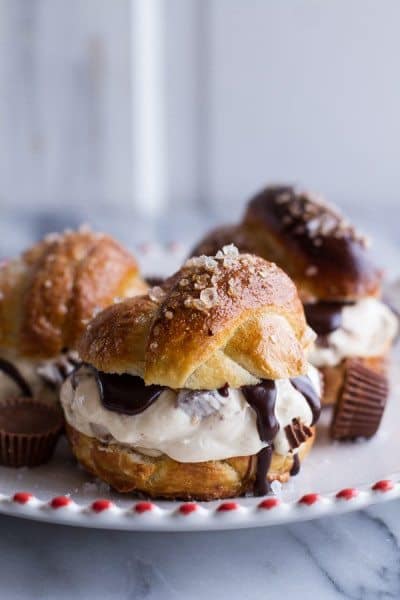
[72,365,164,415]
[290,376,321,426]
[303,301,355,336]
[0,358,32,398]
[218,383,230,397]
[290,454,300,476]
[242,376,321,494]
[99,373,164,415]
[254,447,273,495]
[242,381,279,442]
[242,380,279,496]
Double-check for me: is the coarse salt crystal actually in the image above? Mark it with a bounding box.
[149,286,166,303]
[194,273,210,290]
[200,288,219,308]
[222,244,239,257]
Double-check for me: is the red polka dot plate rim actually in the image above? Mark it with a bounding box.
[0,245,397,531]
[0,474,399,531]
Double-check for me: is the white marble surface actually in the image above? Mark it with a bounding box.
[1,500,400,599]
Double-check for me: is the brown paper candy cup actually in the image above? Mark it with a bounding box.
[0,397,63,467]
[331,359,389,441]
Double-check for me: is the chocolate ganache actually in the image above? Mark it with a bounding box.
[242,381,278,495]
[72,365,164,415]
[303,301,355,336]
[290,376,321,425]
[290,454,300,476]
[243,376,320,494]
[254,447,273,495]
[0,358,32,397]
[242,381,279,441]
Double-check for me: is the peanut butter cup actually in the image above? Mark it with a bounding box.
[331,359,389,440]
[0,397,63,467]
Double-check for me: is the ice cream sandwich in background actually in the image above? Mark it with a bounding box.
[191,186,398,440]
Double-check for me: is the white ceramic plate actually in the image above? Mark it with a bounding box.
[0,243,399,531]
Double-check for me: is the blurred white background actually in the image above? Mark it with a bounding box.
[0,0,399,253]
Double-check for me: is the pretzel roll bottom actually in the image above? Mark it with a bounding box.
[66,423,315,500]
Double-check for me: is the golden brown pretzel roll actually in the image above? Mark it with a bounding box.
[190,224,256,258]
[66,423,315,500]
[64,247,321,499]
[188,187,394,436]
[0,228,147,359]
[242,185,382,302]
[79,247,314,388]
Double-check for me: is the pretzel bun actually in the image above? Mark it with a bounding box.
[66,423,315,500]
[190,224,256,258]
[79,247,314,388]
[241,185,382,302]
[0,229,147,359]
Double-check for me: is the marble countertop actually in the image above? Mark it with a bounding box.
[2,500,400,599]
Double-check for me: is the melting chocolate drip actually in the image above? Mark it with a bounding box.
[242,380,278,496]
[303,301,355,336]
[242,380,279,441]
[290,376,321,426]
[0,358,32,398]
[218,383,229,397]
[72,365,164,416]
[290,454,300,476]
[254,446,273,496]
[99,373,164,415]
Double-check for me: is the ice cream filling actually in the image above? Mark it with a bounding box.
[60,364,321,463]
[0,351,79,403]
[308,297,398,368]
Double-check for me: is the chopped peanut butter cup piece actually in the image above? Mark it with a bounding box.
[285,418,313,450]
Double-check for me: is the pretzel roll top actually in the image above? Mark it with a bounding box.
[0,229,147,359]
[190,224,256,259]
[79,247,314,389]
[242,186,382,302]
